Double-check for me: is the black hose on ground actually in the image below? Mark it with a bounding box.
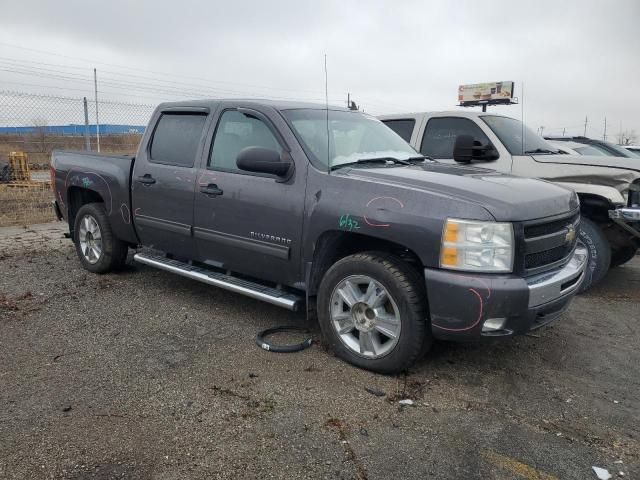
[255,326,313,353]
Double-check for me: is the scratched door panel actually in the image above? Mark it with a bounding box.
[132,112,207,258]
[132,162,197,257]
[193,168,305,287]
[192,108,306,286]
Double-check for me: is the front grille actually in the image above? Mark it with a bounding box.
[523,212,580,273]
[525,243,573,269]
[524,213,579,238]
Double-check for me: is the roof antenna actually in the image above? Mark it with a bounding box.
[520,81,524,158]
[324,54,330,175]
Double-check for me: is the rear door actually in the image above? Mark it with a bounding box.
[193,107,306,286]
[132,108,209,258]
[381,118,417,143]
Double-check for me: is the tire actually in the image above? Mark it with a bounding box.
[317,252,430,374]
[73,203,128,274]
[610,246,638,268]
[578,218,611,293]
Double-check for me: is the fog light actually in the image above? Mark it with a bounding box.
[482,317,507,332]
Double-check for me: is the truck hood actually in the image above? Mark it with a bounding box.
[527,154,640,201]
[532,153,640,172]
[341,163,577,222]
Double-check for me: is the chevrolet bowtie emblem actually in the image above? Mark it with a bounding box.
[565,225,576,243]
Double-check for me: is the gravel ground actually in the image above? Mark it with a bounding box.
[1,222,638,479]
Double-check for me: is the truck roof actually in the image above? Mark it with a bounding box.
[378,110,511,120]
[155,98,351,112]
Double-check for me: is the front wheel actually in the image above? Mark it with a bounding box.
[610,246,638,268]
[317,252,430,374]
[74,203,128,274]
[578,218,611,292]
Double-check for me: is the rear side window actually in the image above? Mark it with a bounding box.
[421,117,490,159]
[382,119,415,143]
[150,113,207,167]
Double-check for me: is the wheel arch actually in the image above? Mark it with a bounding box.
[306,230,424,296]
[577,193,615,224]
[67,187,104,238]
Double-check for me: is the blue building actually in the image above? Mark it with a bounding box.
[0,124,146,135]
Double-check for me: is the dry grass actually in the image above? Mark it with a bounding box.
[0,133,141,166]
[0,184,55,226]
[0,133,141,226]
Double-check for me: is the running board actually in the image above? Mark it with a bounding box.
[133,253,302,311]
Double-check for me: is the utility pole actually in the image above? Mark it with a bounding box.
[583,116,588,137]
[94,68,101,152]
[83,97,91,151]
[619,120,623,145]
[603,117,607,141]
[347,93,350,109]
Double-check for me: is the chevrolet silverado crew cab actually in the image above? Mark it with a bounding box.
[51,100,586,373]
[380,111,640,292]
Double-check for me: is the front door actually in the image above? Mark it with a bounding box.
[193,108,306,286]
[418,116,511,173]
[132,110,209,258]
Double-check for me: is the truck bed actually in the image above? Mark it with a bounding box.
[51,150,138,245]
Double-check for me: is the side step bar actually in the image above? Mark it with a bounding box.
[133,253,302,311]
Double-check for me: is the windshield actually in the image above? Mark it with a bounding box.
[481,115,558,155]
[602,141,636,157]
[626,148,640,158]
[282,109,418,169]
[574,145,609,157]
[575,145,609,156]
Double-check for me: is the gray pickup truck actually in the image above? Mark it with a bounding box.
[51,99,586,373]
[380,111,640,292]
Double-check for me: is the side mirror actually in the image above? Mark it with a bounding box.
[236,147,293,178]
[453,135,498,163]
[453,135,475,163]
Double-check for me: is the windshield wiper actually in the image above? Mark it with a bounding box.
[406,155,434,163]
[330,157,411,171]
[524,148,558,155]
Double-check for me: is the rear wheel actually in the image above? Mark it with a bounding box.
[578,218,611,292]
[74,203,128,274]
[317,252,429,374]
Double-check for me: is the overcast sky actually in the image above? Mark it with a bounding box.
[0,0,638,140]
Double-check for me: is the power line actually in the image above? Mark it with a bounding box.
[0,57,322,99]
[0,46,412,113]
[0,63,319,99]
[0,41,335,97]
[0,65,337,104]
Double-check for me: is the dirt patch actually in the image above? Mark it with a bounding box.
[0,184,54,226]
[0,291,37,319]
[0,246,638,479]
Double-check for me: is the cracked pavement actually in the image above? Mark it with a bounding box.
[0,222,638,479]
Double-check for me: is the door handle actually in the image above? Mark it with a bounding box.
[199,184,224,197]
[137,174,156,185]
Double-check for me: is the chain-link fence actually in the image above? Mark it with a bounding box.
[0,90,155,226]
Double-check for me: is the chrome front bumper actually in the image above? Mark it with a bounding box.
[609,207,640,238]
[527,244,588,308]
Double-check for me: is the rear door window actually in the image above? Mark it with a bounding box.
[421,117,490,159]
[150,113,207,167]
[381,119,415,143]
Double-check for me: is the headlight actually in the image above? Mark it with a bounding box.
[440,218,514,273]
